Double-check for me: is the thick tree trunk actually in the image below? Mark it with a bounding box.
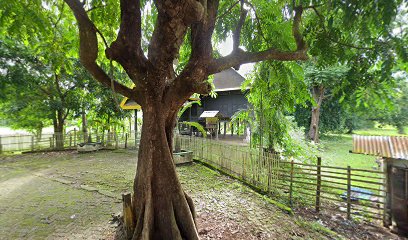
[308,86,324,143]
[53,111,65,150]
[131,106,198,240]
[82,109,88,143]
[63,1,309,239]
[396,124,406,135]
[308,106,321,143]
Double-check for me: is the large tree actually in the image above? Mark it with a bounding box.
[64,1,308,238]
[0,40,93,148]
[2,0,403,238]
[304,64,349,142]
[63,0,404,239]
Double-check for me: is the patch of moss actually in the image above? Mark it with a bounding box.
[295,218,343,240]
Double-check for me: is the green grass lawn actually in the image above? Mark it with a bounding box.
[354,125,408,137]
[319,125,407,168]
[318,134,378,169]
[317,133,383,196]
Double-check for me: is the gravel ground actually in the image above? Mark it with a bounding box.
[0,150,403,239]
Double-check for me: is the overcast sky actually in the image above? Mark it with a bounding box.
[218,37,255,77]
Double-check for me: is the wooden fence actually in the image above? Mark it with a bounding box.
[0,130,141,153]
[0,133,387,222]
[180,136,387,222]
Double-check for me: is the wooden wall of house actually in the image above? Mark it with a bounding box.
[179,90,248,123]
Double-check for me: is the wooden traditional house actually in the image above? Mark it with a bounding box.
[179,68,249,136]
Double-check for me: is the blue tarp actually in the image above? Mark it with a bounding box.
[340,187,373,201]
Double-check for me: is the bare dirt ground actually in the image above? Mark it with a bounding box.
[0,150,404,239]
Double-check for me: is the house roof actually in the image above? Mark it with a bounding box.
[120,97,141,110]
[213,68,246,92]
[199,111,223,118]
[351,135,408,160]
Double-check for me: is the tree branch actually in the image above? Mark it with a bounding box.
[217,0,239,20]
[63,0,134,100]
[63,109,70,121]
[105,0,147,84]
[54,73,63,100]
[148,0,204,79]
[168,0,218,102]
[293,6,306,51]
[208,4,308,74]
[208,48,307,74]
[243,1,267,42]
[232,0,247,53]
[309,5,374,50]
[85,5,106,13]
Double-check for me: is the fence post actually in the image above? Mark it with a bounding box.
[115,133,119,149]
[347,165,351,220]
[122,193,135,240]
[315,157,322,212]
[74,129,77,146]
[125,133,128,149]
[0,136,3,154]
[69,135,72,147]
[289,160,294,208]
[31,136,35,151]
[243,151,247,180]
[382,159,391,227]
[50,137,53,149]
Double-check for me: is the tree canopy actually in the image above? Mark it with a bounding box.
[1,0,406,239]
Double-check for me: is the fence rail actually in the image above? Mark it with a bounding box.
[0,131,141,153]
[179,136,387,222]
[0,133,388,222]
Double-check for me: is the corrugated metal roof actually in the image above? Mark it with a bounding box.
[352,135,408,160]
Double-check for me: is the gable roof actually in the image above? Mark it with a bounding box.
[352,135,408,160]
[213,68,246,92]
[120,97,141,110]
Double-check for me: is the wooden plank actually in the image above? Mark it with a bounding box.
[316,157,322,212]
[289,160,294,207]
[122,193,134,240]
[347,166,351,220]
[279,161,384,173]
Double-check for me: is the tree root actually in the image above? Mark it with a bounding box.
[129,191,199,240]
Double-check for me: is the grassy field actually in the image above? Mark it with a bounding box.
[319,126,407,169]
[354,125,408,137]
[318,134,377,169]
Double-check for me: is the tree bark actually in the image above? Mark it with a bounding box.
[53,110,65,150]
[82,108,89,143]
[308,106,321,142]
[63,1,309,238]
[308,86,324,143]
[396,124,406,135]
[132,105,198,240]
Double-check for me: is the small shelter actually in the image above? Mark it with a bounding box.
[120,97,142,110]
[199,111,224,139]
[351,135,408,234]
